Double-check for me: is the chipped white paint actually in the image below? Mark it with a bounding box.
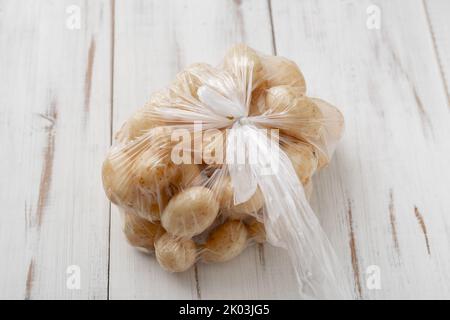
[0,0,449,299]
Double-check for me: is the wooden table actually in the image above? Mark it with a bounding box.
[1,0,449,299]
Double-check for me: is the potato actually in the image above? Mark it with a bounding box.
[250,56,306,115]
[213,175,264,216]
[171,63,215,99]
[308,98,345,169]
[265,86,323,141]
[201,129,226,165]
[310,98,345,140]
[219,208,248,222]
[282,142,318,185]
[114,90,174,143]
[134,188,169,221]
[123,211,164,251]
[136,156,179,193]
[232,187,265,215]
[102,149,138,207]
[261,55,306,93]
[161,186,220,238]
[249,80,269,115]
[265,85,298,112]
[135,127,179,192]
[155,233,197,272]
[202,220,248,263]
[178,164,202,188]
[115,107,160,143]
[246,219,266,244]
[102,145,169,221]
[223,44,264,89]
[211,175,234,209]
[191,129,226,166]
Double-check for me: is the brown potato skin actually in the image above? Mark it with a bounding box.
[223,44,264,88]
[161,186,220,238]
[262,56,306,93]
[283,142,318,185]
[247,219,266,244]
[155,233,197,272]
[123,211,164,251]
[202,220,248,263]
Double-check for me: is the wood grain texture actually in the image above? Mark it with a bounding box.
[1,0,449,300]
[109,0,301,300]
[271,0,450,299]
[423,0,450,108]
[0,0,111,299]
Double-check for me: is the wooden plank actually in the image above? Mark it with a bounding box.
[271,0,450,299]
[110,0,301,299]
[423,0,450,108]
[0,0,112,299]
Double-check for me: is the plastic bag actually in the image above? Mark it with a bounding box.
[102,44,353,299]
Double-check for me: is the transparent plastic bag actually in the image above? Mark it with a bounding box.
[102,44,353,299]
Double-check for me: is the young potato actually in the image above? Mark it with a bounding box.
[232,187,265,215]
[161,186,220,238]
[136,155,179,194]
[223,44,264,89]
[134,127,179,192]
[221,207,252,222]
[123,211,164,251]
[249,80,269,115]
[265,85,298,112]
[246,219,266,244]
[202,220,248,263]
[191,129,226,166]
[261,55,306,93]
[134,187,170,222]
[155,233,197,272]
[210,175,234,209]
[310,98,345,140]
[102,145,168,221]
[265,86,323,141]
[282,142,318,185]
[308,98,345,169]
[201,129,226,166]
[213,175,264,216]
[177,164,202,188]
[171,63,215,99]
[115,106,161,143]
[102,148,138,207]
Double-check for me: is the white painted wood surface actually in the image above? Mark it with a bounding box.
[0,0,449,299]
[424,0,450,107]
[270,0,450,299]
[0,0,112,299]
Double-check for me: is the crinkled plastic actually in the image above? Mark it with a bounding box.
[102,44,353,299]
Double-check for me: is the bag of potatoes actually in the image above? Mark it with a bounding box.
[102,44,352,299]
